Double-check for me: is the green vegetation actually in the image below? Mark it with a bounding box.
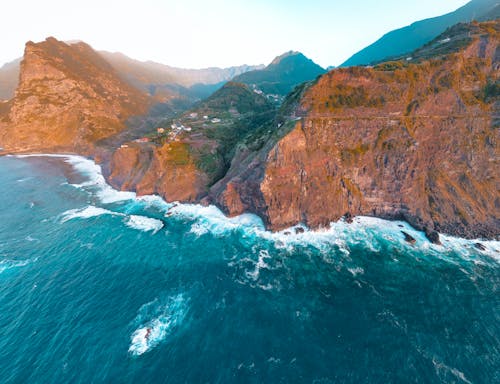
[326,85,386,109]
[341,0,499,67]
[232,51,325,97]
[374,61,406,71]
[192,146,225,182]
[166,142,191,165]
[479,81,500,102]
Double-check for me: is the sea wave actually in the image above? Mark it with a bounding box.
[129,294,187,356]
[125,215,164,234]
[61,205,117,222]
[0,258,36,274]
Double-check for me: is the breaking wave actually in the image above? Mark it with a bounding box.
[61,205,116,222]
[128,294,187,356]
[125,215,164,234]
[0,258,36,274]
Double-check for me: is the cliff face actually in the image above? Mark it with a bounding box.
[108,142,209,202]
[0,37,149,154]
[215,21,500,240]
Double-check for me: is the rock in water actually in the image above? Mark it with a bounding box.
[401,231,417,244]
[474,243,486,251]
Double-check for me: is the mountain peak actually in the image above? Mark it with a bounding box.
[232,51,325,99]
[0,36,149,153]
[270,51,303,65]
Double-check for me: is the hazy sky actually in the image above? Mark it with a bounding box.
[1,0,470,68]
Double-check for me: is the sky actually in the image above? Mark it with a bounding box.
[1,0,470,69]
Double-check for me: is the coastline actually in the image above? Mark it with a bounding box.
[5,153,499,260]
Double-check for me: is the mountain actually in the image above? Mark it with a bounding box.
[0,37,149,154]
[211,20,500,241]
[341,0,500,67]
[0,59,20,100]
[232,51,326,101]
[0,50,263,102]
[99,51,264,102]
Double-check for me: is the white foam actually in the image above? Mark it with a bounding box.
[129,294,187,356]
[169,204,265,237]
[347,267,364,276]
[125,215,164,234]
[61,205,117,222]
[15,154,499,264]
[0,258,35,274]
[13,154,135,203]
[246,250,271,281]
[64,156,136,203]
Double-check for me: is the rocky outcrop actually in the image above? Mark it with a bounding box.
[214,21,500,240]
[0,37,149,154]
[108,142,209,202]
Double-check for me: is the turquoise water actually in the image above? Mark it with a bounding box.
[0,155,498,383]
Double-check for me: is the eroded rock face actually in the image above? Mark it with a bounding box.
[216,22,500,239]
[0,37,149,154]
[108,142,209,202]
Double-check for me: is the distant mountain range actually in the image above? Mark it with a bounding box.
[0,45,324,111]
[341,0,500,67]
[232,51,326,100]
[0,49,263,102]
[99,51,264,102]
[0,59,21,100]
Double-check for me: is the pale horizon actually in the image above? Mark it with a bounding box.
[2,0,470,69]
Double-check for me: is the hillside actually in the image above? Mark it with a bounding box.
[0,37,150,154]
[232,51,326,102]
[1,21,498,242]
[108,82,275,200]
[341,0,499,67]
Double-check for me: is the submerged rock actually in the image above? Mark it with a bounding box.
[474,242,486,251]
[401,231,417,244]
[425,229,441,245]
[344,212,354,224]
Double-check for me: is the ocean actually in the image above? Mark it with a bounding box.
[0,154,498,383]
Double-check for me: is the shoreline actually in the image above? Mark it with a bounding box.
[4,153,500,259]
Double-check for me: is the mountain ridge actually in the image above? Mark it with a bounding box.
[232,51,326,102]
[341,0,500,67]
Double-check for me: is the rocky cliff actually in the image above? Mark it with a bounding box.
[213,21,500,240]
[0,37,149,154]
